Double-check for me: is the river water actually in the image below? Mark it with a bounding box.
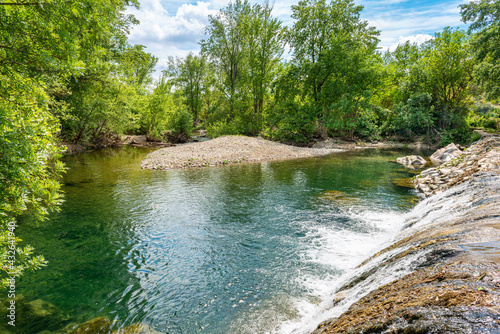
[16,146,430,333]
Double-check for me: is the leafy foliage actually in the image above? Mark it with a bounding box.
[461,0,500,100]
[0,0,140,287]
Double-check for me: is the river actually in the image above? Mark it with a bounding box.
[16,146,431,333]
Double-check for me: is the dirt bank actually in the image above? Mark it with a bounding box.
[141,135,340,170]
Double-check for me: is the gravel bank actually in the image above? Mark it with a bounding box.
[141,135,340,170]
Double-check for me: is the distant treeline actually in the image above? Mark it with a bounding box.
[1,0,499,283]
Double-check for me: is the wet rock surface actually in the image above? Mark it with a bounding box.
[311,138,500,333]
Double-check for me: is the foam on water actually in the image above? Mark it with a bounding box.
[276,209,405,334]
[276,181,478,334]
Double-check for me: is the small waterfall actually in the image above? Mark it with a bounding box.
[280,172,500,334]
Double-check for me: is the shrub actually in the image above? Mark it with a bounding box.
[163,108,193,143]
[206,119,239,138]
[262,101,316,144]
[390,93,434,139]
[355,107,382,141]
[439,124,479,146]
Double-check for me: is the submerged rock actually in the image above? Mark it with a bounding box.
[430,143,462,165]
[392,178,414,188]
[0,296,70,333]
[396,155,427,169]
[73,317,112,334]
[112,322,162,334]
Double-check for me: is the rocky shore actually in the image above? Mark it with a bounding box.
[414,137,500,197]
[311,137,500,333]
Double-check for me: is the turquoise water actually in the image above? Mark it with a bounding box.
[16,146,427,333]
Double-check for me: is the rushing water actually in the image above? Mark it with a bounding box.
[16,146,430,333]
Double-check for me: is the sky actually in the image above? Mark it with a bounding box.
[125,0,468,73]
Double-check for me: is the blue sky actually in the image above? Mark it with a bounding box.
[126,0,468,72]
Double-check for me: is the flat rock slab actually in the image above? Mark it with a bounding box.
[141,135,340,170]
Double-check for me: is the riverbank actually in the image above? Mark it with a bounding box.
[311,137,500,333]
[141,135,341,170]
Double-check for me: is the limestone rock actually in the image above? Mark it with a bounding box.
[430,143,462,165]
[396,155,427,169]
[413,137,499,197]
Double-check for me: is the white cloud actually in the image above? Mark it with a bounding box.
[364,0,466,51]
[126,1,221,74]
[124,0,466,76]
[382,34,434,52]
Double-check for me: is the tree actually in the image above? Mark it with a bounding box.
[0,0,139,287]
[378,41,422,108]
[117,44,158,87]
[419,28,475,127]
[61,60,143,145]
[287,0,380,138]
[141,76,193,142]
[201,0,252,115]
[461,0,500,100]
[201,0,285,135]
[0,74,64,288]
[167,53,206,125]
[243,2,285,123]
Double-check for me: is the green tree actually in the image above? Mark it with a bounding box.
[201,0,252,115]
[287,0,380,138]
[378,42,422,108]
[0,0,139,287]
[420,28,474,117]
[461,0,500,100]
[117,44,158,87]
[61,60,143,145]
[141,76,193,142]
[243,2,285,124]
[167,53,206,125]
[0,74,65,288]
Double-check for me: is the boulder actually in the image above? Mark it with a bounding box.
[430,143,462,165]
[396,155,427,169]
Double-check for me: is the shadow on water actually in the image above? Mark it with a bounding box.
[12,146,431,333]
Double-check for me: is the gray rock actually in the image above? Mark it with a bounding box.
[396,155,427,169]
[420,168,437,177]
[430,143,462,165]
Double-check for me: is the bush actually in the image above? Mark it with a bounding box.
[440,125,479,146]
[389,93,434,139]
[163,108,193,143]
[166,108,192,136]
[467,107,499,131]
[206,119,239,138]
[262,101,316,144]
[355,107,383,141]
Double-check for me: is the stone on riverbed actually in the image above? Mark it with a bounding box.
[73,317,112,334]
[396,155,427,169]
[430,143,462,165]
[113,322,163,334]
